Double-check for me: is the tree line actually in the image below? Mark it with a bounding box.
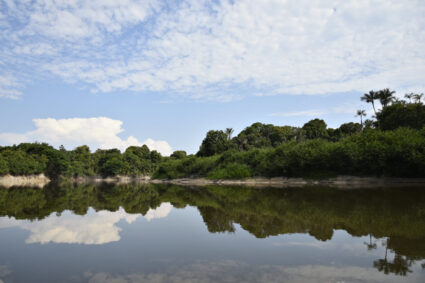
[1,88,425,179]
[156,89,425,179]
[0,143,162,178]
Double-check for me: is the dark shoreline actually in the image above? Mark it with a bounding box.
[2,174,425,189]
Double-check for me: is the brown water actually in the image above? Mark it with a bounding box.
[0,183,424,282]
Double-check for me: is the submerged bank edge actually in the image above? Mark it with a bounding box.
[1,174,425,189]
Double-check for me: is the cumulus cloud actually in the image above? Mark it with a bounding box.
[0,203,173,245]
[0,117,173,155]
[1,0,425,100]
[144,202,172,221]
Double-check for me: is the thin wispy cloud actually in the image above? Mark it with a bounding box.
[1,0,424,100]
[270,103,375,119]
[270,110,327,118]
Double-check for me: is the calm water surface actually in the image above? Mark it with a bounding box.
[0,183,425,282]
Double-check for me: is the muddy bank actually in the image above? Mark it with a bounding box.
[2,175,425,189]
[150,176,425,189]
[0,174,51,188]
[69,175,151,185]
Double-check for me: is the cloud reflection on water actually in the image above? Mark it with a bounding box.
[83,260,425,283]
[0,202,172,245]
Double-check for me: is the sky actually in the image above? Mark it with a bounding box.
[0,0,424,155]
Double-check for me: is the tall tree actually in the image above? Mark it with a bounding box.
[302,119,328,139]
[377,88,396,109]
[404,93,414,103]
[356,110,367,128]
[361,90,379,115]
[225,128,234,140]
[197,130,231,157]
[413,93,424,104]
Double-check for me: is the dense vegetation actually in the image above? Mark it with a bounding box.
[1,183,424,276]
[0,144,162,179]
[155,89,425,179]
[1,89,425,179]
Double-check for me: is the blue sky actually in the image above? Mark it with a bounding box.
[1,0,424,155]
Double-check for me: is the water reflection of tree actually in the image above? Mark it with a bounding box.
[1,183,425,276]
[364,234,377,251]
[373,239,413,276]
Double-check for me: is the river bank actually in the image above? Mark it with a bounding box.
[0,174,50,189]
[1,174,425,189]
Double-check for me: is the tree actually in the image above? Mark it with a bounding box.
[225,128,234,140]
[171,150,187,159]
[197,130,232,157]
[363,119,375,129]
[233,123,294,150]
[302,119,328,139]
[377,88,396,109]
[361,90,379,115]
[338,122,362,135]
[364,234,377,251]
[95,149,122,177]
[150,150,162,163]
[356,110,367,128]
[413,93,424,104]
[404,93,414,103]
[102,156,123,177]
[376,103,425,130]
[0,156,9,175]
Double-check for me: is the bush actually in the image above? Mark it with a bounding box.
[207,163,252,179]
[0,157,9,175]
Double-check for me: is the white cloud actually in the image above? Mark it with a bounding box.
[0,117,173,155]
[144,202,172,221]
[0,74,22,99]
[1,0,425,100]
[270,103,376,119]
[5,0,160,40]
[0,203,173,245]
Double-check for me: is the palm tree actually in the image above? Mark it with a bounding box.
[404,93,414,103]
[364,234,377,251]
[361,90,378,115]
[413,93,424,104]
[225,128,234,140]
[377,88,396,109]
[356,110,366,128]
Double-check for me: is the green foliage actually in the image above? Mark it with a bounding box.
[0,149,47,175]
[121,145,160,176]
[153,155,219,179]
[171,150,187,159]
[207,163,252,179]
[302,119,328,139]
[94,149,123,177]
[0,156,9,175]
[197,130,233,156]
[233,122,295,150]
[376,102,425,130]
[153,128,425,179]
[69,145,95,176]
[0,142,161,178]
[339,122,362,135]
